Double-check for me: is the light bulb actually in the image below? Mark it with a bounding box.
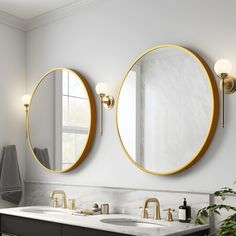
[21,94,31,106]
[214,59,232,75]
[95,83,108,95]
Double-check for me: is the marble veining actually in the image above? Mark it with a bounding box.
[25,181,210,220]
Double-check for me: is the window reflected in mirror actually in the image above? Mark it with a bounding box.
[28,68,96,172]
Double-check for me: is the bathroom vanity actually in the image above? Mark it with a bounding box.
[0,214,125,236]
[0,207,209,236]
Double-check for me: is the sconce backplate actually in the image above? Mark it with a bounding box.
[220,76,236,94]
[103,95,115,109]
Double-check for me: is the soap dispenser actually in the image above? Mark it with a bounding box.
[179,198,191,223]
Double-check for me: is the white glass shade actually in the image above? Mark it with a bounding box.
[95,82,108,95]
[214,59,232,75]
[21,94,31,106]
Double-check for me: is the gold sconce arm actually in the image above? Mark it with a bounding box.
[24,104,29,139]
[96,83,115,136]
[214,59,236,128]
[99,94,115,110]
[21,94,31,138]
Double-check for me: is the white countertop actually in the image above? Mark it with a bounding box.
[0,206,209,236]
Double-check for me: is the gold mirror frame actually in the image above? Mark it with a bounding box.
[27,68,96,173]
[116,44,219,176]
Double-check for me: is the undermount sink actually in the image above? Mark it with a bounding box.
[100,218,166,228]
[20,207,70,215]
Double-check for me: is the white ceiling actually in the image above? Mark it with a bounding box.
[0,0,83,20]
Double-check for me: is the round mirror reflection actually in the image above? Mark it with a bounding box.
[28,68,96,172]
[117,45,219,175]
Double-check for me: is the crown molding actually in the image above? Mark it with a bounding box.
[25,0,93,31]
[0,10,27,31]
[0,0,92,32]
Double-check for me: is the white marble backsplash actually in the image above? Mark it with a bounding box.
[24,181,210,221]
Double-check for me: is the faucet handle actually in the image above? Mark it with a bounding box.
[163,208,175,221]
[139,206,148,218]
[140,208,148,219]
[50,191,54,199]
[69,199,76,210]
[52,198,59,208]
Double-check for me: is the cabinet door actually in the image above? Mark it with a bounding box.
[62,224,131,236]
[1,214,61,236]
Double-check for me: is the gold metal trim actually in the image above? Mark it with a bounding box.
[116,44,219,176]
[220,76,236,94]
[27,67,96,173]
[102,95,115,109]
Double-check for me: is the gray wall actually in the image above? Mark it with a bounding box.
[0,23,26,207]
[22,0,236,192]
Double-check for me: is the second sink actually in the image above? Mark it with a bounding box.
[100,218,166,228]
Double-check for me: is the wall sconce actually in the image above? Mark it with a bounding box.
[214,59,236,128]
[95,83,115,136]
[21,94,31,112]
[21,94,31,138]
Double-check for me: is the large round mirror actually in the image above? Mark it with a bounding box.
[117,45,219,175]
[28,68,96,172]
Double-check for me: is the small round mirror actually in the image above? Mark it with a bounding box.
[28,68,96,172]
[117,45,219,175]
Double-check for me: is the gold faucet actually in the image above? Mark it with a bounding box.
[141,198,161,220]
[164,208,175,221]
[50,190,67,209]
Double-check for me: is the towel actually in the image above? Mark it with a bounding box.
[0,145,22,205]
[33,147,51,169]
